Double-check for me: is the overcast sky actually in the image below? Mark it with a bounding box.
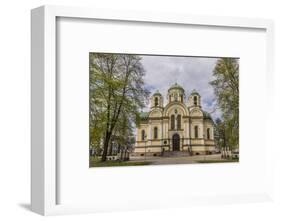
[140,55,221,120]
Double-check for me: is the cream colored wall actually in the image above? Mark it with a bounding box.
[205,140,215,146]
[191,139,204,145]
[190,121,203,138]
[189,108,204,140]
[149,109,162,118]
[205,145,216,151]
[134,147,162,153]
[149,119,162,140]
[136,124,148,147]
[150,140,162,146]
[190,107,203,117]
[165,104,187,138]
[164,103,188,117]
[203,120,214,140]
[192,146,207,152]
[163,119,169,139]
[183,119,190,144]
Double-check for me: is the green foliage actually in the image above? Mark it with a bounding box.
[89,53,150,161]
[214,118,224,150]
[211,58,239,150]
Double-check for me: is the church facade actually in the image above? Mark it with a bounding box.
[134,83,215,156]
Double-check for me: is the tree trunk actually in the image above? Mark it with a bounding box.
[108,140,113,156]
[120,148,124,161]
[101,132,110,161]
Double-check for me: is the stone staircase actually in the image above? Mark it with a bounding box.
[162,151,190,157]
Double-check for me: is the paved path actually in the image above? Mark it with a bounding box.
[130,154,222,165]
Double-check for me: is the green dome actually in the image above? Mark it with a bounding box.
[168,83,184,92]
[191,89,200,96]
[203,111,213,121]
[139,112,149,120]
[153,90,162,96]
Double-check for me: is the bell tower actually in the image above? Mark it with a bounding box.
[151,90,163,109]
[188,89,201,107]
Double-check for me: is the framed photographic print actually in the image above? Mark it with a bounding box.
[89,53,239,168]
[31,5,274,215]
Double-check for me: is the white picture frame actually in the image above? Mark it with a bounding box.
[31,5,274,216]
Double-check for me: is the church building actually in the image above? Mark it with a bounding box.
[134,83,215,156]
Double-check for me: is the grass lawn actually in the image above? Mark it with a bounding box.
[90,157,152,167]
[196,159,239,163]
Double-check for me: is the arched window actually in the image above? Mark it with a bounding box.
[154,127,158,139]
[194,96,198,106]
[155,97,158,106]
[194,126,199,138]
[171,115,175,130]
[177,115,181,130]
[141,130,145,141]
[207,128,210,139]
[180,95,183,102]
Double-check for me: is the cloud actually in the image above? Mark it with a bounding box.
[140,55,222,120]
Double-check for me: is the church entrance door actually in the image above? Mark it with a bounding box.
[172,133,180,151]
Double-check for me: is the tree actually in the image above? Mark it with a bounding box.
[214,118,226,150]
[210,58,239,150]
[113,112,135,160]
[90,53,149,161]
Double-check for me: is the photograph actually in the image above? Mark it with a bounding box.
[89,53,239,167]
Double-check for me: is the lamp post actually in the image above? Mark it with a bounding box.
[144,134,147,161]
